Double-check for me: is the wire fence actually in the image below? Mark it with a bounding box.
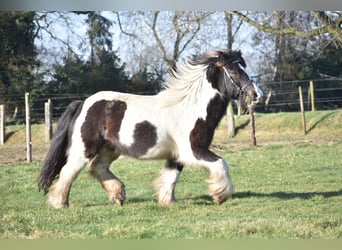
[257,78,342,112]
[0,78,341,163]
[0,78,342,124]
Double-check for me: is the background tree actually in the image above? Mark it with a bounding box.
[85,12,113,66]
[231,11,342,111]
[0,11,41,121]
[224,11,244,137]
[115,11,212,78]
[2,11,342,123]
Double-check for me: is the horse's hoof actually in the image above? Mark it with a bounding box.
[114,197,124,206]
[111,190,125,206]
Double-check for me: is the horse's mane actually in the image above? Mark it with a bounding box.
[158,52,218,106]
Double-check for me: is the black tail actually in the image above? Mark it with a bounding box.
[38,100,84,194]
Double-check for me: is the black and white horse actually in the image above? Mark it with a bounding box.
[38,50,263,208]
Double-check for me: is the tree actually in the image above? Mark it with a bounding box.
[229,11,342,80]
[85,11,113,66]
[311,42,342,78]
[0,12,39,95]
[115,11,212,77]
[129,68,162,94]
[223,12,244,137]
[48,49,130,94]
[231,11,342,111]
[0,11,41,120]
[228,11,342,46]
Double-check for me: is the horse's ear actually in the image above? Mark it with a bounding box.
[215,51,226,67]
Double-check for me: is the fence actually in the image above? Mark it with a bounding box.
[1,78,342,162]
[259,78,342,112]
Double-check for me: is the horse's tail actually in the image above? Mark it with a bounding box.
[38,100,84,194]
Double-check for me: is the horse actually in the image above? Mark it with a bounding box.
[37,49,263,208]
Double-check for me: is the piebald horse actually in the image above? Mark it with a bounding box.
[38,50,263,208]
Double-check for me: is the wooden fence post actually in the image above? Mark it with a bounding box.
[249,105,257,146]
[309,80,315,112]
[45,99,52,142]
[298,86,307,135]
[25,93,32,162]
[227,101,235,138]
[0,105,5,145]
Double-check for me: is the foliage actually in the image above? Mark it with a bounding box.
[129,68,163,94]
[85,11,113,65]
[311,42,342,78]
[47,52,129,94]
[0,11,162,122]
[0,11,42,118]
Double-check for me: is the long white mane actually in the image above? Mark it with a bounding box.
[158,61,210,106]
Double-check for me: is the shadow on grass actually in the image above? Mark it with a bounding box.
[127,197,153,204]
[235,119,250,134]
[126,195,215,206]
[82,189,342,208]
[4,131,16,142]
[306,111,335,133]
[233,189,342,200]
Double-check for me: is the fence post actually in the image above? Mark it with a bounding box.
[249,105,257,146]
[25,93,32,162]
[309,80,315,112]
[227,101,235,138]
[0,105,5,145]
[45,99,52,142]
[298,86,307,135]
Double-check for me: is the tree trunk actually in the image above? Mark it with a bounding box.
[224,12,237,137]
[227,101,235,138]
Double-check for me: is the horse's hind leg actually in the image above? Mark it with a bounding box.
[89,147,125,206]
[48,155,88,208]
[153,159,183,206]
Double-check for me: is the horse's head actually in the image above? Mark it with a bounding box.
[205,50,263,107]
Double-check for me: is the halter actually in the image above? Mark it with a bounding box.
[223,66,254,95]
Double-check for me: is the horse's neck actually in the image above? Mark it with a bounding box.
[159,82,229,131]
[205,94,229,129]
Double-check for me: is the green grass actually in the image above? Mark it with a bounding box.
[1,110,342,239]
[214,110,342,145]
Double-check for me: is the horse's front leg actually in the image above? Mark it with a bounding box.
[196,150,234,204]
[206,157,234,204]
[153,159,183,206]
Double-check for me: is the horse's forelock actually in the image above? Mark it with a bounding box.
[189,50,223,66]
[203,50,222,58]
[190,50,246,68]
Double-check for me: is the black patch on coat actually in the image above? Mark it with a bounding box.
[121,120,158,158]
[165,159,184,172]
[189,94,228,161]
[81,99,127,158]
[103,100,127,145]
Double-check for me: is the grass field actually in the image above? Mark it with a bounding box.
[1,110,342,239]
